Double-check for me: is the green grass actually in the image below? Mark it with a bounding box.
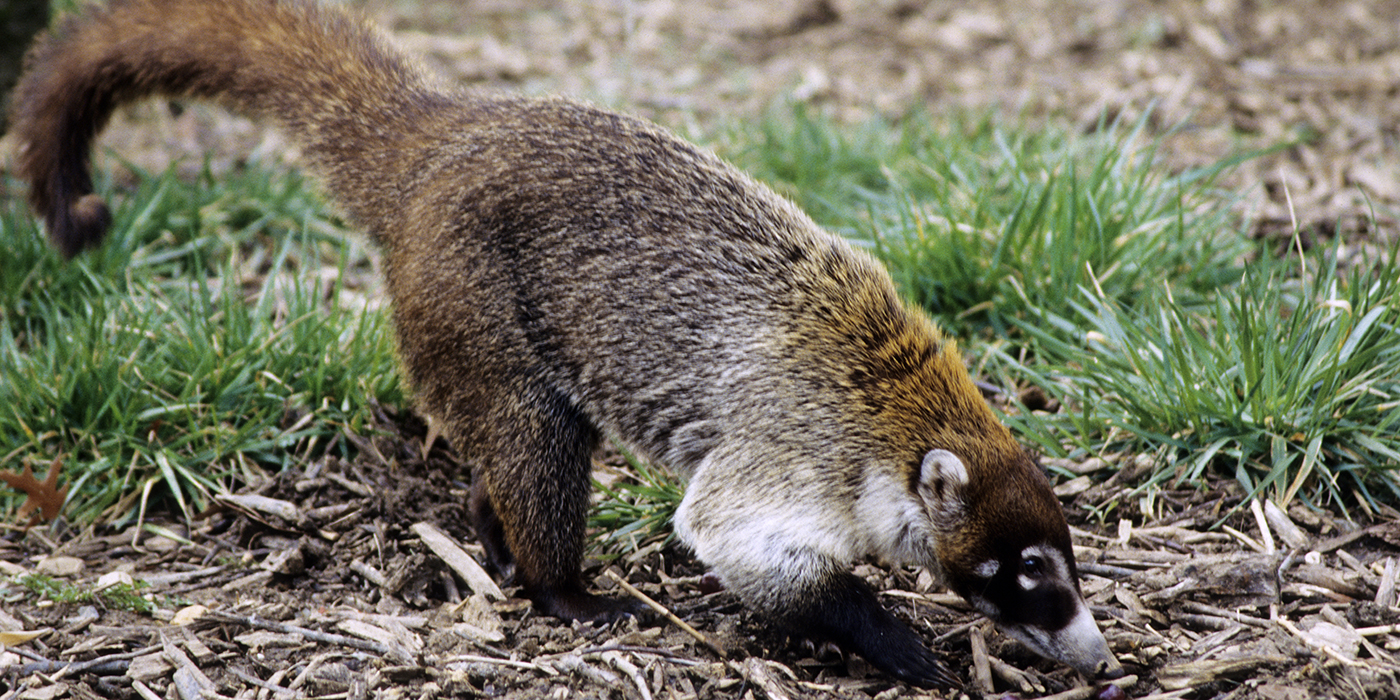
[5,573,167,614]
[1,160,401,525]
[720,106,1261,339]
[2,103,1396,538]
[591,444,685,554]
[998,244,1400,517]
[721,104,1398,516]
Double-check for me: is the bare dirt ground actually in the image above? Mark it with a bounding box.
[3,1,1400,699]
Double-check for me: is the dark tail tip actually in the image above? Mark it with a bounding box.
[51,193,112,259]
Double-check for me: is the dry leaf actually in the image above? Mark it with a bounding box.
[0,457,69,529]
[0,629,49,647]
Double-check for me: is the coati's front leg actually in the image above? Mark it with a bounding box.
[675,478,960,689]
[465,385,639,623]
[677,544,958,687]
[767,567,960,689]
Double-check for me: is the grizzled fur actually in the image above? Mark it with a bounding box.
[9,0,1122,688]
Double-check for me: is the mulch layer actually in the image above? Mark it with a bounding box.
[3,406,1398,700]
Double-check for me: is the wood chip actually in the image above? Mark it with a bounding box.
[336,619,421,661]
[125,653,172,683]
[1158,657,1281,690]
[411,522,504,601]
[1291,564,1371,600]
[217,493,303,523]
[1262,500,1311,550]
[1375,557,1397,608]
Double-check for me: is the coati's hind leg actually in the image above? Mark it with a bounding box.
[469,479,513,580]
[470,384,640,623]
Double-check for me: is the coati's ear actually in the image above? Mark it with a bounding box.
[917,449,968,526]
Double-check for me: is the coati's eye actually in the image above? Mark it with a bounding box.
[1021,555,1045,577]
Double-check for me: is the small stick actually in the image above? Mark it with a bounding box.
[412,522,505,601]
[969,625,994,694]
[987,654,1042,694]
[603,651,653,700]
[1375,557,1397,608]
[1035,674,1138,700]
[728,658,794,700]
[1250,499,1276,554]
[209,611,403,660]
[605,569,726,659]
[1180,601,1272,628]
[1357,623,1400,637]
[442,653,556,675]
[1221,525,1267,554]
[131,680,164,700]
[226,667,295,694]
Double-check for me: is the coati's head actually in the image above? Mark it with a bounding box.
[916,448,1124,681]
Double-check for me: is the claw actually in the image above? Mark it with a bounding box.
[531,585,646,624]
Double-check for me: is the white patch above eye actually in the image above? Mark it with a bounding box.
[974,560,1000,579]
[1017,544,1068,590]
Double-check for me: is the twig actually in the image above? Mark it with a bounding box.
[441,653,556,675]
[1250,499,1277,554]
[1221,525,1267,554]
[11,645,153,678]
[969,625,993,694]
[210,610,404,660]
[728,658,794,700]
[1357,623,1400,637]
[548,653,622,687]
[1180,601,1272,628]
[1036,674,1138,700]
[987,654,1042,694]
[604,569,726,659]
[227,667,296,694]
[559,644,704,666]
[132,680,164,700]
[931,618,980,644]
[603,651,653,700]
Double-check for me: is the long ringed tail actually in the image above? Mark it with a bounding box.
[8,0,438,257]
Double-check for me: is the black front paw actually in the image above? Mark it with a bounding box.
[785,572,961,690]
[861,630,961,690]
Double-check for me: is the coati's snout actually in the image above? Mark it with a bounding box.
[919,449,1123,680]
[963,544,1124,680]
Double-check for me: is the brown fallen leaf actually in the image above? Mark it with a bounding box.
[0,629,50,647]
[0,457,69,529]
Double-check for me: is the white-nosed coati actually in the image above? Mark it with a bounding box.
[9,0,1125,688]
